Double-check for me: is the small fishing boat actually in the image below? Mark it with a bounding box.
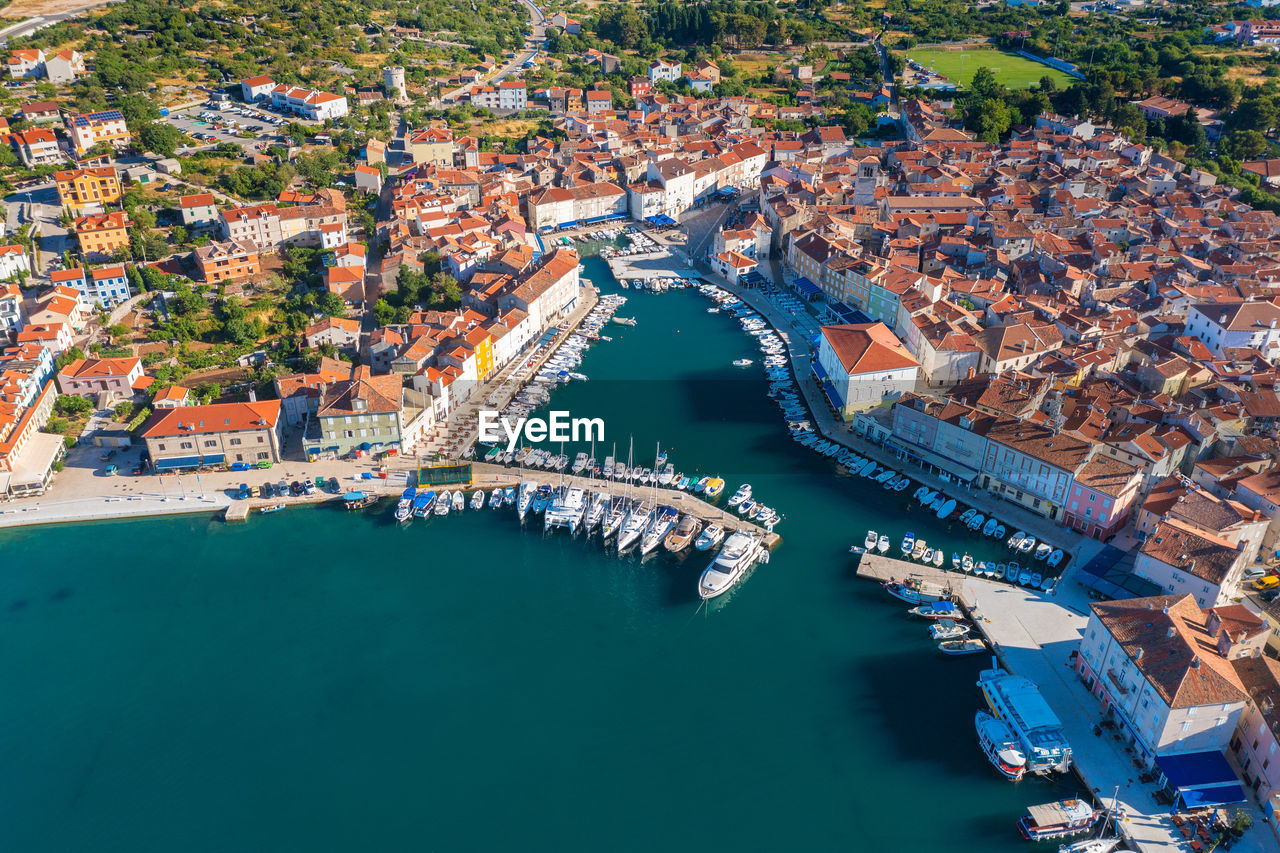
[695,523,725,551]
[1031,572,1043,589]
[960,509,976,525]
[732,358,753,367]
[1047,549,1064,567]
[936,498,956,519]
[911,539,928,561]
[962,554,974,573]
[878,535,891,554]
[343,490,378,509]
[909,600,961,620]
[704,478,725,498]
[894,477,909,491]
[967,512,985,531]
[931,549,944,567]
[413,491,435,518]
[1004,562,1019,582]
[992,523,1006,540]
[694,477,710,493]
[1018,535,1035,554]
[451,490,465,511]
[435,492,451,515]
[470,490,485,510]
[913,486,930,501]
[900,532,915,556]
[1019,568,1033,586]
[1034,542,1052,561]
[981,517,998,536]
[259,503,286,514]
[922,547,935,565]
[939,638,986,655]
[738,499,757,517]
[883,578,950,605]
[865,530,878,550]
[1009,532,1026,550]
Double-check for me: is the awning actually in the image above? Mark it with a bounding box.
[1157,751,1247,811]
[811,360,828,381]
[793,277,821,297]
[1180,784,1247,809]
[558,220,578,229]
[155,455,202,471]
[820,379,843,410]
[202,453,225,464]
[885,438,980,483]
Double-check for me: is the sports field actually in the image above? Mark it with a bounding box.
[900,47,1074,90]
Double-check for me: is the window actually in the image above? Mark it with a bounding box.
[230,438,242,446]
[158,443,166,451]
[1181,721,1192,733]
[344,430,354,438]
[204,440,216,448]
[1089,493,1095,502]
[180,441,193,450]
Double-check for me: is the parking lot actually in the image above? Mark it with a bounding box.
[166,102,295,154]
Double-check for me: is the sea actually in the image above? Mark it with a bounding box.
[0,253,1081,851]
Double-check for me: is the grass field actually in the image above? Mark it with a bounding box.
[899,47,1074,90]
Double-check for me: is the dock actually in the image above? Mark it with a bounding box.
[224,503,251,521]
[466,460,780,548]
[855,553,977,611]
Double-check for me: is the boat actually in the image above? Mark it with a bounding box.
[343,490,378,509]
[531,484,553,514]
[981,518,998,536]
[1009,531,1026,550]
[488,488,503,508]
[698,531,764,599]
[694,477,710,493]
[878,535,890,554]
[695,523,725,551]
[900,532,915,556]
[1017,799,1102,841]
[704,478,725,498]
[1047,549,1064,567]
[930,620,971,640]
[728,484,752,507]
[909,600,961,620]
[517,481,537,519]
[470,490,485,510]
[939,638,986,655]
[503,486,516,506]
[952,553,962,570]
[412,491,435,517]
[1018,535,1036,554]
[960,509,976,525]
[1030,572,1043,589]
[962,554,974,573]
[584,492,608,532]
[601,498,628,540]
[435,491,451,515]
[732,358,753,367]
[979,665,1072,774]
[618,501,654,552]
[737,499,757,517]
[545,486,589,534]
[641,506,679,554]
[571,452,589,474]
[936,498,956,519]
[451,490,464,511]
[931,548,944,567]
[992,523,1006,540]
[911,539,928,561]
[1059,840,1119,853]
[882,577,950,605]
[865,530,878,550]
[664,514,702,552]
[913,486,930,501]
[1034,542,1052,561]
[974,710,1027,781]
[395,487,416,521]
[259,503,286,513]
[893,477,909,492]
[922,547,935,565]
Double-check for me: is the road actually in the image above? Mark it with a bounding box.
[4,181,68,274]
[439,0,546,104]
[0,0,123,45]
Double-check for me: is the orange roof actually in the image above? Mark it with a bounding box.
[141,400,282,437]
[820,323,919,375]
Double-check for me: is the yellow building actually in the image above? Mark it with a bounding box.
[465,326,494,380]
[75,210,131,256]
[55,167,121,214]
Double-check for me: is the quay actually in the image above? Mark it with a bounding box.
[465,460,780,548]
[855,553,976,611]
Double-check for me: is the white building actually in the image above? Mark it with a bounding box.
[649,59,681,82]
[815,322,920,420]
[270,85,349,121]
[0,243,27,280]
[470,80,527,110]
[1075,594,1263,771]
[1134,518,1249,608]
[241,75,277,101]
[1187,301,1280,361]
[527,182,627,231]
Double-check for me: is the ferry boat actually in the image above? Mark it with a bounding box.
[343,490,378,510]
[698,531,764,599]
[545,486,588,534]
[641,506,679,554]
[978,665,1072,774]
[974,710,1027,781]
[1017,799,1102,841]
[664,514,702,552]
[695,523,725,551]
[395,487,416,521]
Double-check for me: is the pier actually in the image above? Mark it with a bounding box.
[465,460,780,549]
[855,553,977,611]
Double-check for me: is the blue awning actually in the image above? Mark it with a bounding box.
[793,277,820,296]
[558,220,578,229]
[811,360,828,381]
[155,455,201,471]
[820,379,843,409]
[1157,751,1239,790]
[1180,784,1247,809]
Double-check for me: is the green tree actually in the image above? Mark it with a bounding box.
[372,298,396,326]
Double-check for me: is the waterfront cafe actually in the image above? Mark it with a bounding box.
[790,276,822,302]
[643,214,677,228]
[1155,751,1247,813]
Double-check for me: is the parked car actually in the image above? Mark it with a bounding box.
[229,461,252,471]
[254,460,272,469]
[1253,576,1280,592]
[237,483,251,499]
[303,480,316,495]
[1244,566,1268,581]
[259,483,271,498]
[277,479,288,495]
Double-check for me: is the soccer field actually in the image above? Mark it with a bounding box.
[900,47,1074,90]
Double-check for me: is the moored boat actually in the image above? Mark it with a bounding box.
[909,600,961,620]
[695,522,725,551]
[343,490,378,509]
[882,577,949,605]
[930,620,970,640]
[698,531,764,599]
[1017,799,1102,841]
[939,638,986,655]
[979,665,1072,774]
[879,535,891,554]
[664,514,702,552]
[974,710,1027,781]
[395,487,416,521]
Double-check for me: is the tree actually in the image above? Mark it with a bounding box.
[372,298,396,326]
[969,66,1003,101]
[54,394,92,416]
[1228,129,1268,161]
[318,290,346,317]
[1038,74,1057,94]
[138,121,185,158]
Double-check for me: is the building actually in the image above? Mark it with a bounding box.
[0,244,27,281]
[54,167,121,214]
[889,393,993,485]
[270,85,349,120]
[74,211,131,256]
[193,239,260,283]
[629,76,652,99]
[151,385,190,409]
[8,127,62,166]
[304,316,360,350]
[1075,594,1263,770]
[815,323,920,419]
[980,417,1091,520]
[354,163,382,195]
[470,80,527,111]
[241,75,277,101]
[7,48,44,78]
[1187,302,1280,361]
[66,110,131,155]
[44,49,85,85]
[710,250,758,286]
[383,66,406,98]
[649,59,681,83]
[179,193,219,232]
[19,101,60,123]
[305,366,429,459]
[1064,453,1143,540]
[526,182,627,231]
[1134,518,1249,608]
[494,248,580,333]
[0,282,22,332]
[1228,657,1280,821]
[407,127,453,166]
[585,89,612,115]
[141,400,283,470]
[56,356,145,398]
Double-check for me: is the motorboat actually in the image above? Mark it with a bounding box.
[664,514,702,552]
[1008,532,1025,550]
[434,491,451,515]
[488,488,503,508]
[1059,840,1120,853]
[981,518,998,537]
[936,498,956,519]
[470,490,485,510]
[517,481,537,519]
[930,620,970,640]
[878,535,890,554]
[894,478,909,492]
[992,523,1006,540]
[1004,562,1020,582]
[531,484,553,514]
[1019,568,1034,586]
[1047,549,1064,567]
[1031,572,1043,589]
[343,491,378,509]
[931,549,944,567]
[865,530,879,551]
[728,485,752,507]
[1017,799,1101,841]
[883,578,949,605]
[909,601,961,620]
[913,486,930,501]
[960,509,976,525]
[911,539,928,561]
[395,487,416,521]
[412,491,435,518]
[451,490,465,511]
[695,523,725,551]
[698,531,764,599]
[940,638,986,655]
[975,710,1027,781]
[641,506,680,555]
[900,532,916,555]
[967,512,985,531]
[737,499,757,517]
[704,478,725,498]
[571,452,589,474]
[503,487,516,506]
[1034,542,1052,561]
[1018,535,1036,554]
[732,358,753,367]
[962,554,974,573]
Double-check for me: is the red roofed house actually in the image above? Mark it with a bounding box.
[57,356,145,398]
[816,322,920,419]
[141,400,283,470]
[325,265,365,304]
[304,316,360,350]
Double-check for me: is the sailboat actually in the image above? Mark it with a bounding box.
[641,506,679,554]
[618,500,654,552]
[517,481,536,519]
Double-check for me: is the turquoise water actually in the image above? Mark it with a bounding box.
[0,254,1078,851]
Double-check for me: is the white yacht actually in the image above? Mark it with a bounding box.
[617,500,654,552]
[583,491,609,532]
[641,506,679,555]
[695,523,725,551]
[451,490,464,511]
[601,497,628,540]
[699,531,764,599]
[545,486,588,534]
[571,452,589,475]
